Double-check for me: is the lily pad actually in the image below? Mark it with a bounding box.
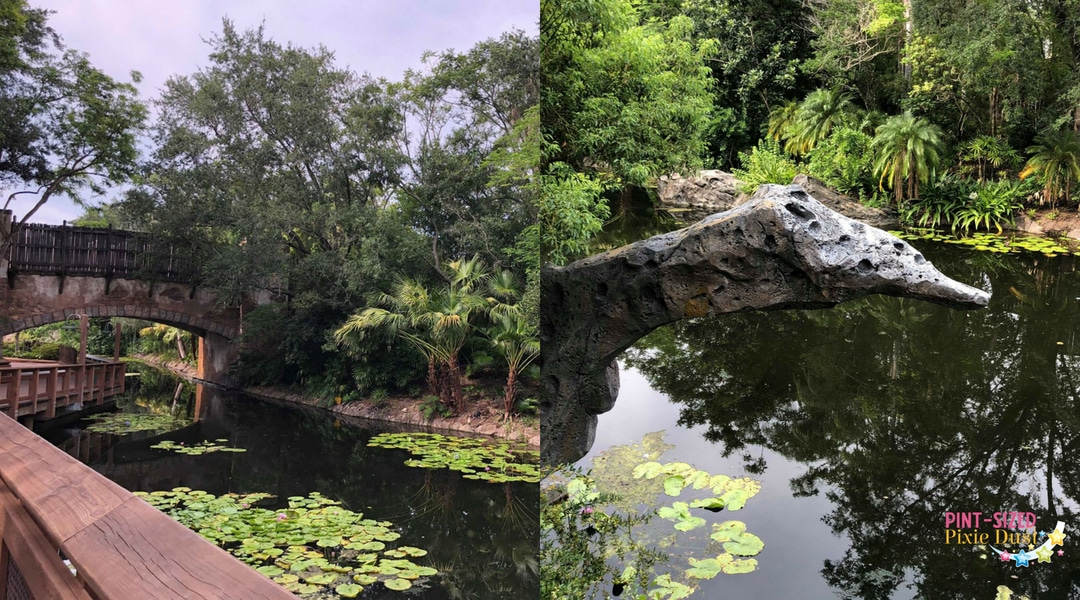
[368,432,539,484]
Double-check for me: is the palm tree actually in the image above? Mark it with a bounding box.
[334,257,489,413]
[489,312,540,420]
[963,135,1019,183]
[870,112,945,206]
[785,88,856,155]
[767,101,798,142]
[1020,130,1080,209]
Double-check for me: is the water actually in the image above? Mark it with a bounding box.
[43,366,539,600]
[576,241,1080,599]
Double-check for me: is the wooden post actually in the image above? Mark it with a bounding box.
[28,368,38,416]
[74,365,84,407]
[46,367,57,418]
[78,314,88,365]
[113,322,121,361]
[7,370,21,418]
[96,365,105,406]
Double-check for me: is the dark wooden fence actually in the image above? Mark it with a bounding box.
[7,223,194,282]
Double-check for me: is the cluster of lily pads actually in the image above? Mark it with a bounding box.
[150,439,247,455]
[135,488,435,597]
[633,460,764,575]
[84,412,190,435]
[552,432,766,599]
[892,229,1078,257]
[367,432,540,483]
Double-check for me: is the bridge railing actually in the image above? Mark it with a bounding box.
[0,360,126,420]
[0,413,294,599]
[7,221,194,282]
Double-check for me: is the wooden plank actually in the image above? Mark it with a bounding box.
[0,482,92,600]
[0,417,129,546]
[63,497,293,600]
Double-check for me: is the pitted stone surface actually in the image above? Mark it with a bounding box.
[541,184,991,465]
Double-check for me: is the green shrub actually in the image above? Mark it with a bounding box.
[732,138,799,194]
[806,126,875,198]
[901,177,1033,232]
[420,395,451,420]
[952,179,1030,232]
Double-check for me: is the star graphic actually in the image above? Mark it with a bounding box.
[1048,529,1067,546]
[1035,545,1054,563]
[1028,544,1035,550]
[999,551,1011,562]
[1013,552,1031,567]
[1040,531,1047,538]
[1059,549,1065,556]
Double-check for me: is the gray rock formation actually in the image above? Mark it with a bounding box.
[541,184,990,465]
[778,174,898,229]
[657,170,741,222]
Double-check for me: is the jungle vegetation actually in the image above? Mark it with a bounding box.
[540,0,1080,263]
[0,2,540,419]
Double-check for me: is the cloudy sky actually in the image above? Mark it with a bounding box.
[20,0,538,224]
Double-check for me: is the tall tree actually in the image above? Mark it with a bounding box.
[541,0,715,261]
[0,0,146,257]
[871,111,944,204]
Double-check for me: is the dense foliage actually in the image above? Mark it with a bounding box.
[545,0,1080,256]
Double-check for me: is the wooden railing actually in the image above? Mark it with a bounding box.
[0,413,294,599]
[7,221,194,282]
[0,360,126,420]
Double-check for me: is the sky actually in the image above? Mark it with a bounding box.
[18,0,538,224]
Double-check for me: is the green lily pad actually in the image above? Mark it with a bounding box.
[663,475,685,497]
[384,578,411,591]
[335,583,363,597]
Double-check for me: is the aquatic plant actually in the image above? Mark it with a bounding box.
[367,432,540,483]
[135,489,435,597]
[83,412,190,434]
[150,439,247,455]
[542,432,766,598]
[891,229,1077,257]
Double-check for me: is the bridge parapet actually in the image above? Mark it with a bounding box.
[8,220,194,282]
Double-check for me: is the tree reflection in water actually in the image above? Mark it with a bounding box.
[623,244,1080,598]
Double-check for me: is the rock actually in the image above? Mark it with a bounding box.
[540,184,990,466]
[776,174,898,229]
[657,170,741,222]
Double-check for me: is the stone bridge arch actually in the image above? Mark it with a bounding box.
[0,273,242,384]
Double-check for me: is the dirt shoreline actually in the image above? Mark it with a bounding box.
[128,354,539,448]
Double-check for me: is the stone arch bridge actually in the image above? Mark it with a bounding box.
[0,214,261,384]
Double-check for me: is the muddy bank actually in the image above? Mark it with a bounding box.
[129,354,538,448]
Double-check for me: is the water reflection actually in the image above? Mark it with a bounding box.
[618,244,1080,598]
[43,367,538,599]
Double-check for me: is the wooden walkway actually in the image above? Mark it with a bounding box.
[0,412,293,599]
[0,359,125,420]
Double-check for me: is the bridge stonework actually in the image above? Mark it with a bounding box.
[0,273,241,384]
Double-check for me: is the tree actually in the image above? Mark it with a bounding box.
[484,270,539,420]
[392,30,538,272]
[782,88,857,155]
[0,1,146,258]
[542,0,716,224]
[870,112,944,205]
[1020,129,1080,208]
[334,257,491,413]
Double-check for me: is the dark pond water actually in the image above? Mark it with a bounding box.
[577,241,1080,599]
[42,367,538,600]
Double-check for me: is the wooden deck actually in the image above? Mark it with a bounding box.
[0,359,125,420]
[0,412,294,599]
